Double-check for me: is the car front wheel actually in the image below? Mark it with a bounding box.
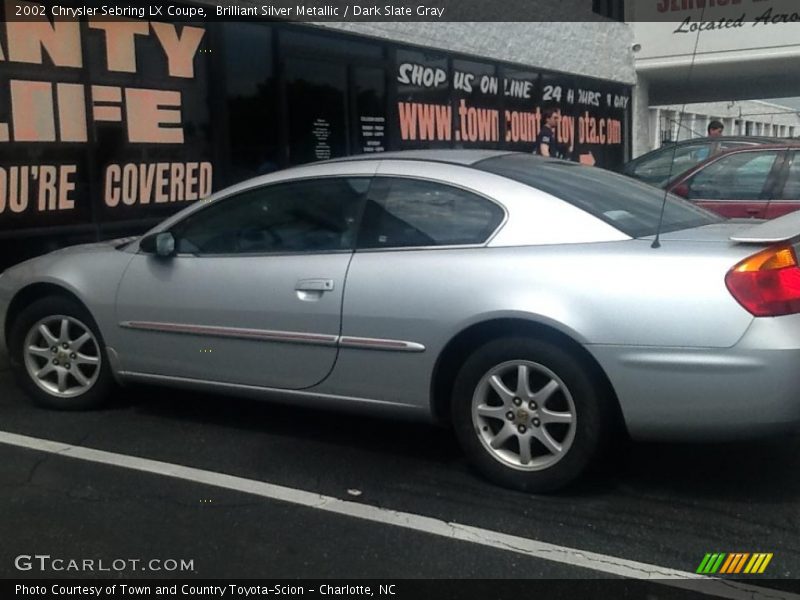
[9,296,113,410]
[451,337,608,493]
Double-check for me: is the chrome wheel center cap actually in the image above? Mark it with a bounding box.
[515,409,529,425]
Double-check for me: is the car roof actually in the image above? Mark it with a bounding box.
[625,136,786,166]
[716,142,800,150]
[664,135,778,145]
[325,149,518,166]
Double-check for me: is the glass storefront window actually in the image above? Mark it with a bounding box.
[280,29,383,60]
[222,23,279,183]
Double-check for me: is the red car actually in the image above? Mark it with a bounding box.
[666,143,800,219]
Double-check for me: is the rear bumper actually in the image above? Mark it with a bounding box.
[589,315,800,442]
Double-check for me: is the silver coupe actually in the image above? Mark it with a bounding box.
[2,151,800,492]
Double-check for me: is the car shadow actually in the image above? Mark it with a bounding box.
[114,383,463,465]
[114,383,800,502]
[579,436,800,502]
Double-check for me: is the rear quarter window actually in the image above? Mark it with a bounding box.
[476,154,720,238]
[358,177,504,249]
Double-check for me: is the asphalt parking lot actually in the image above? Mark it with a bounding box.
[1,349,799,594]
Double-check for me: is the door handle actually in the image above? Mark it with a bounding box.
[295,279,334,292]
[746,208,760,216]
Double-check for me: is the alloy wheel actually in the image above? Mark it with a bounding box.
[22,315,102,398]
[472,360,577,471]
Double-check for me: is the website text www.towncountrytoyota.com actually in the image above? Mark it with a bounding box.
[398,100,622,146]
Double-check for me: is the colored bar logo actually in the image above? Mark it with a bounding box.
[697,553,773,574]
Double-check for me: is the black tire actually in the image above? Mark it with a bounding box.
[8,296,114,410]
[451,336,610,493]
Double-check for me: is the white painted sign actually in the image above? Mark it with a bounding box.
[631,0,800,59]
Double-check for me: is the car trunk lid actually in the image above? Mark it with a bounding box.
[643,220,768,244]
[653,212,800,245]
[728,210,800,243]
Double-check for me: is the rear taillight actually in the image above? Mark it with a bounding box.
[725,244,800,317]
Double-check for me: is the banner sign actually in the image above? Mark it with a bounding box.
[393,50,630,168]
[0,2,631,244]
[0,0,213,232]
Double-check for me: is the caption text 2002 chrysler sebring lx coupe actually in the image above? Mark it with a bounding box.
[1,151,799,492]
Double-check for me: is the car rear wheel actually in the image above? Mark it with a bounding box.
[9,296,113,410]
[451,337,607,493]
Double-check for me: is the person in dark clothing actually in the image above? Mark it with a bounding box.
[536,108,573,159]
[707,120,724,137]
[694,120,726,161]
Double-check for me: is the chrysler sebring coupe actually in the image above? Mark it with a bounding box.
[2,150,800,492]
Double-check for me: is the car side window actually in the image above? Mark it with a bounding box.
[357,177,504,249]
[685,152,779,200]
[171,178,369,255]
[780,153,800,199]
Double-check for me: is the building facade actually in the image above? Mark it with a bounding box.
[0,5,636,270]
[628,0,800,156]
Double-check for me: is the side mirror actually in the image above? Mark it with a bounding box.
[672,183,690,198]
[140,232,176,258]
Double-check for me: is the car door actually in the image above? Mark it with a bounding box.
[679,150,784,218]
[332,164,505,404]
[114,176,369,390]
[765,150,800,219]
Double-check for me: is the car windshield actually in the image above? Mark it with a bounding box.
[475,154,722,238]
[626,142,715,187]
